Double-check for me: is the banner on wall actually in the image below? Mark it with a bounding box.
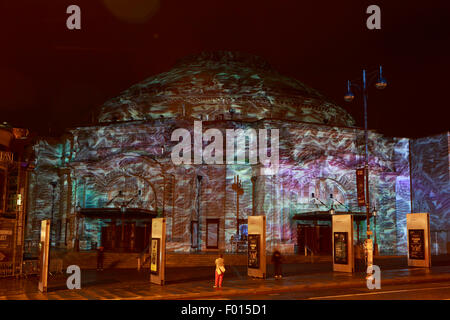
[356,168,366,207]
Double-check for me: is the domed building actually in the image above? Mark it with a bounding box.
[24,52,415,259]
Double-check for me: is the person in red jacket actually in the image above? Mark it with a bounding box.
[214,254,225,288]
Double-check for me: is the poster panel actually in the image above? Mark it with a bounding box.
[407,213,431,268]
[248,234,260,269]
[150,238,160,274]
[247,216,266,278]
[332,214,354,273]
[333,232,348,265]
[408,229,425,260]
[150,218,166,285]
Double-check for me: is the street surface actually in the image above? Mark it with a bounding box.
[223,281,450,300]
[1,256,450,300]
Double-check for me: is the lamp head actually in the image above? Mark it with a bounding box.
[375,77,387,90]
[344,80,355,102]
[375,65,387,89]
[344,91,355,102]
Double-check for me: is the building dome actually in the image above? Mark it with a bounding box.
[96,51,355,126]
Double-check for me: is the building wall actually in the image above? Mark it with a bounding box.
[25,118,412,255]
[410,132,450,254]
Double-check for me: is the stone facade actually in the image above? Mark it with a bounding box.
[24,52,442,256]
[410,132,450,254]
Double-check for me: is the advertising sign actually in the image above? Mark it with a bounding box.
[247,216,266,278]
[407,213,431,268]
[408,229,425,260]
[332,214,354,273]
[248,234,260,269]
[150,218,166,285]
[150,238,160,274]
[333,232,348,265]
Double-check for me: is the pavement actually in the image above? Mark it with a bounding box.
[1,256,450,300]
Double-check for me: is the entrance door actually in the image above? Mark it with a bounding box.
[101,221,151,252]
[297,224,332,255]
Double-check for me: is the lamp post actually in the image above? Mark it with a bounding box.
[231,175,244,237]
[372,207,378,255]
[344,66,387,275]
[49,181,57,247]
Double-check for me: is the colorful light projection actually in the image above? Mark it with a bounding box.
[25,119,413,254]
[23,52,440,255]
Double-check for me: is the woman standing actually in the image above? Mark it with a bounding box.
[214,254,225,288]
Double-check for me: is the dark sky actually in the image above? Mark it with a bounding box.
[1,0,449,138]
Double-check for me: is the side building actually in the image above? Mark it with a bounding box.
[0,123,33,276]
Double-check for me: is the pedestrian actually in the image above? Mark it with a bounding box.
[214,254,226,288]
[97,246,104,271]
[272,249,283,279]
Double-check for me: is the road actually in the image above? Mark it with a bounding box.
[218,281,450,300]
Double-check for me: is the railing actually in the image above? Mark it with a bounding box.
[22,259,39,277]
[0,262,14,278]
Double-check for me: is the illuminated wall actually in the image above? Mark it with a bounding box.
[410,132,450,254]
[22,52,422,255]
[24,119,412,255]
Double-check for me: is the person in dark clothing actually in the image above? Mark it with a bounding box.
[97,246,104,271]
[272,249,283,279]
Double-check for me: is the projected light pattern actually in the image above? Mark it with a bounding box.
[23,52,441,256]
[410,132,450,254]
[25,118,413,254]
[96,52,355,127]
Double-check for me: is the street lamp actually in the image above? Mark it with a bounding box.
[344,66,387,274]
[344,80,355,102]
[375,66,387,90]
[329,203,335,215]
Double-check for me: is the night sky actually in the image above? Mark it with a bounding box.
[1,0,449,138]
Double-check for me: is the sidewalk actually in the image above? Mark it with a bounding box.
[1,261,450,300]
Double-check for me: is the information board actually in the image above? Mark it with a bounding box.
[408,229,425,260]
[333,232,348,265]
[247,216,266,278]
[407,213,431,268]
[248,234,260,269]
[332,214,354,273]
[150,238,160,274]
[150,218,166,285]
